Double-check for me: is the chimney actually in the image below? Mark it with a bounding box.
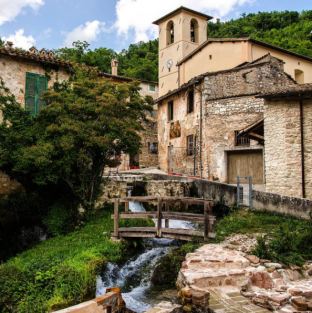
[111,59,118,76]
[5,41,13,49]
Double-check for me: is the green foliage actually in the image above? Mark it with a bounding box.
[0,67,153,211]
[42,202,69,236]
[207,10,312,58]
[55,40,159,82]
[0,208,123,313]
[214,208,312,266]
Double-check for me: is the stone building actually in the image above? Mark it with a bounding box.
[0,43,158,193]
[154,7,312,97]
[157,55,295,188]
[248,84,312,199]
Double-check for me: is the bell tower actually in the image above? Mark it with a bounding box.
[153,7,212,97]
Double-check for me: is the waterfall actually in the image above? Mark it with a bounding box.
[96,188,195,312]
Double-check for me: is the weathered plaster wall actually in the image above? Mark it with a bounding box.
[264,97,312,198]
[0,54,70,108]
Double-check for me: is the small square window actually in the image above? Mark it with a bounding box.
[168,101,174,121]
[209,55,212,60]
[234,130,250,146]
[187,135,194,156]
[187,90,194,114]
[149,84,156,91]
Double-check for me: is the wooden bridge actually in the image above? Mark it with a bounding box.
[111,196,216,242]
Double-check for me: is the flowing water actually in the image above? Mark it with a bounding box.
[96,190,195,312]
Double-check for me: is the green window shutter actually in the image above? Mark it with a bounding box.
[25,72,37,115]
[37,75,47,113]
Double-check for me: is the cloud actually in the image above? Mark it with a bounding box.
[0,0,44,26]
[114,0,253,42]
[62,20,106,47]
[2,29,35,49]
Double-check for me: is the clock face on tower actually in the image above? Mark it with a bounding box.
[167,59,173,69]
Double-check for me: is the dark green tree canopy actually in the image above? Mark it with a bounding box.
[0,67,153,210]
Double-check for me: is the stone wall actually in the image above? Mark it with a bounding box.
[0,171,21,194]
[264,97,312,198]
[99,178,191,203]
[139,118,158,168]
[149,174,312,219]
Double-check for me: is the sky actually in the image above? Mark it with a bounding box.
[0,0,311,52]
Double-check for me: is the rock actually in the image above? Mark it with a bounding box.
[267,267,275,273]
[288,288,303,296]
[245,255,260,264]
[308,302,312,310]
[256,266,266,272]
[291,298,308,310]
[260,259,271,263]
[284,269,300,281]
[249,271,274,290]
[250,263,260,267]
[274,279,287,289]
[272,271,282,279]
[280,285,289,291]
[303,290,312,299]
[268,294,291,305]
[241,291,256,297]
[307,268,312,276]
[290,265,302,271]
[264,262,282,269]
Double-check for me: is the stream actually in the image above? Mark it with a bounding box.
[96,190,196,312]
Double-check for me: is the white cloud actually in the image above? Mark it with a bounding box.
[0,0,44,26]
[2,29,35,49]
[62,20,106,47]
[114,0,253,42]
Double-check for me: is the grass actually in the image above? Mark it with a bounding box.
[213,208,312,266]
[0,205,154,313]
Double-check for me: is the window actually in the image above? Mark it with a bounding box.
[168,101,174,121]
[25,72,47,115]
[187,135,194,156]
[190,19,199,43]
[234,130,250,146]
[148,142,158,154]
[187,90,194,113]
[209,55,212,60]
[149,84,156,91]
[166,21,174,45]
[295,69,304,84]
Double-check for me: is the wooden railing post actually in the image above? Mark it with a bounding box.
[114,199,119,237]
[165,202,169,228]
[204,202,210,242]
[125,201,129,213]
[157,198,162,237]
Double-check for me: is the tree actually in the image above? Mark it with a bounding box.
[0,66,153,211]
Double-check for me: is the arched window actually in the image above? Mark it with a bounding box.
[166,21,174,45]
[295,69,304,84]
[190,19,199,43]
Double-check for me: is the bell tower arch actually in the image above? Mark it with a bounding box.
[153,7,212,97]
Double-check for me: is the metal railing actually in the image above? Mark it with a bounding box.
[237,176,253,208]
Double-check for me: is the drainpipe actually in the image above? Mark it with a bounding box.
[178,65,180,88]
[194,83,203,178]
[299,94,306,198]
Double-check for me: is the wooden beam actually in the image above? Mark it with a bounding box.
[114,199,119,237]
[248,132,264,140]
[125,202,129,213]
[113,212,157,219]
[157,198,162,237]
[204,202,209,242]
[165,202,169,228]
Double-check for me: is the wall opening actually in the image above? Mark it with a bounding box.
[166,21,174,45]
[295,69,304,84]
[190,19,199,43]
[187,90,194,113]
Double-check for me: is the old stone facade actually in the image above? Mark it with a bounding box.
[259,85,312,198]
[157,58,295,186]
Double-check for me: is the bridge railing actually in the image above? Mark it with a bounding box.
[111,196,215,241]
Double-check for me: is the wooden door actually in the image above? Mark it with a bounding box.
[228,150,263,184]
